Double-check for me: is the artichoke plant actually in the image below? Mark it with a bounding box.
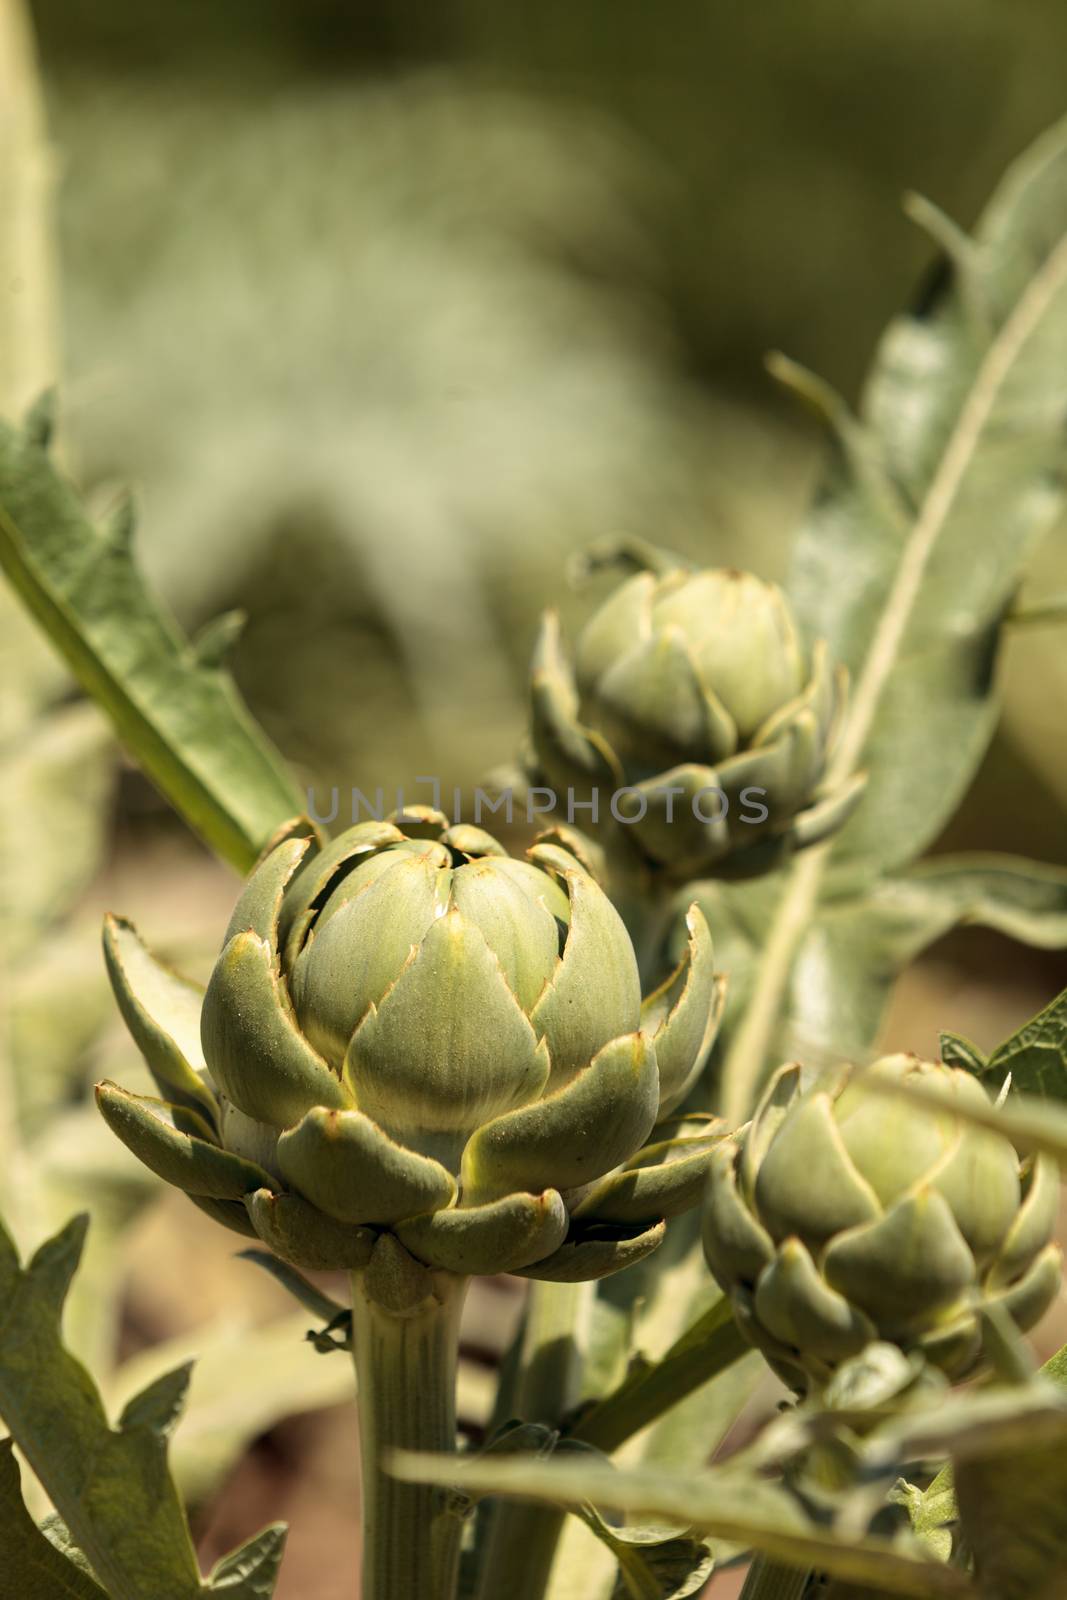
[703,1055,1063,1392]
[525,548,865,879]
[98,809,726,1284]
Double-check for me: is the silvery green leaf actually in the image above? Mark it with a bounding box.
[393,1452,970,1597]
[938,1034,986,1075]
[889,1478,955,1565]
[0,1211,286,1596]
[206,1527,287,1600]
[718,114,1067,1119]
[0,417,303,871]
[710,851,1067,1115]
[979,985,1067,1101]
[791,116,1067,881]
[0,1440,105,1598]
[108,1311,357,1508]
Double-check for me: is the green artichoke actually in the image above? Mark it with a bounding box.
[98,810,726,1282]
[526,551,865,878]
[703,1056,1062,1391]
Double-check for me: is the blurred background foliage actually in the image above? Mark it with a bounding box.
[5,2,1067,1593]
[22,0,1067,842]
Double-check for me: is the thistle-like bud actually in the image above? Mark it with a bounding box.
[703,1055,1062,1391]
[99,812,727,1282]
[526,553,864,879]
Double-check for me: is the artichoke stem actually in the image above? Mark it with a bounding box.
[350,1245,468,1600]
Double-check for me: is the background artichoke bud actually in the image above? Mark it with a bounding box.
[526,550,865,879]
[99,812,727,1282]
[703,1055,1063,1392]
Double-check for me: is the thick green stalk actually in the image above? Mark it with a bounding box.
[350,1242,468,1600]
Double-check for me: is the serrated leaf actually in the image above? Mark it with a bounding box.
[0,417,303,870]
[0,1439,106,1598]
[719,115,1067,1120]
[0,1212,205,1598]
[117,1363,193,1438]
[206,1525,287,1599]
[392,1452,970,1597]
[791,115,1067,880]
[981,986,1067,1101]
[108,1310,355,1507]
[0,1212,286,1598]
[938,1033,986,1074]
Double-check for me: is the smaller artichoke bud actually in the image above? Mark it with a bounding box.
[98,811,728,1284]
[703,1055,1063,1392]
[526,546,864,880]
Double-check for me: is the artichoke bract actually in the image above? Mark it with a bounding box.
[98,810,726,1282]
[526,550,865,878]
[703,1056,1062,1391]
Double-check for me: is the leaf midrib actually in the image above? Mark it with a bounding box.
[722,227,1067,1125]
[830,229,1067,785]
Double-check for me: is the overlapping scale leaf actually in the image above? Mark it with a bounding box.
[96,1082,279,1201]
[345,910,550,1151]
[102,914,217,1126]
[277,1107,455,1224]
[462,1032,658,1204]
[704,1055,1063,1391]
[395,1190,568,1275]
[529,871,641,1087]
[103,809,716,1286]
[245,1188,376,1272]
[640,904,724,1117]
[289,849,446,1067]
[573,1117,727,1224]
[524,550,858,877]
[202,931,352,1125]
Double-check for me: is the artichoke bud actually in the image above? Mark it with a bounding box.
[703,1055,1063,1392]
[99,811,726,1282]
[526,548,864,879]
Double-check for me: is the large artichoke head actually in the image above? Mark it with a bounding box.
[99,812,726,1282]
[703,1056,1062,1392]
[527,551,864,878]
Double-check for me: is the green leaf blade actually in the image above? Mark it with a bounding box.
[0,1212,288,1599]
[0,1440,106,1600]
[393,1453,970,1598]
[790,114,1067,881]
[0,418,304,870]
